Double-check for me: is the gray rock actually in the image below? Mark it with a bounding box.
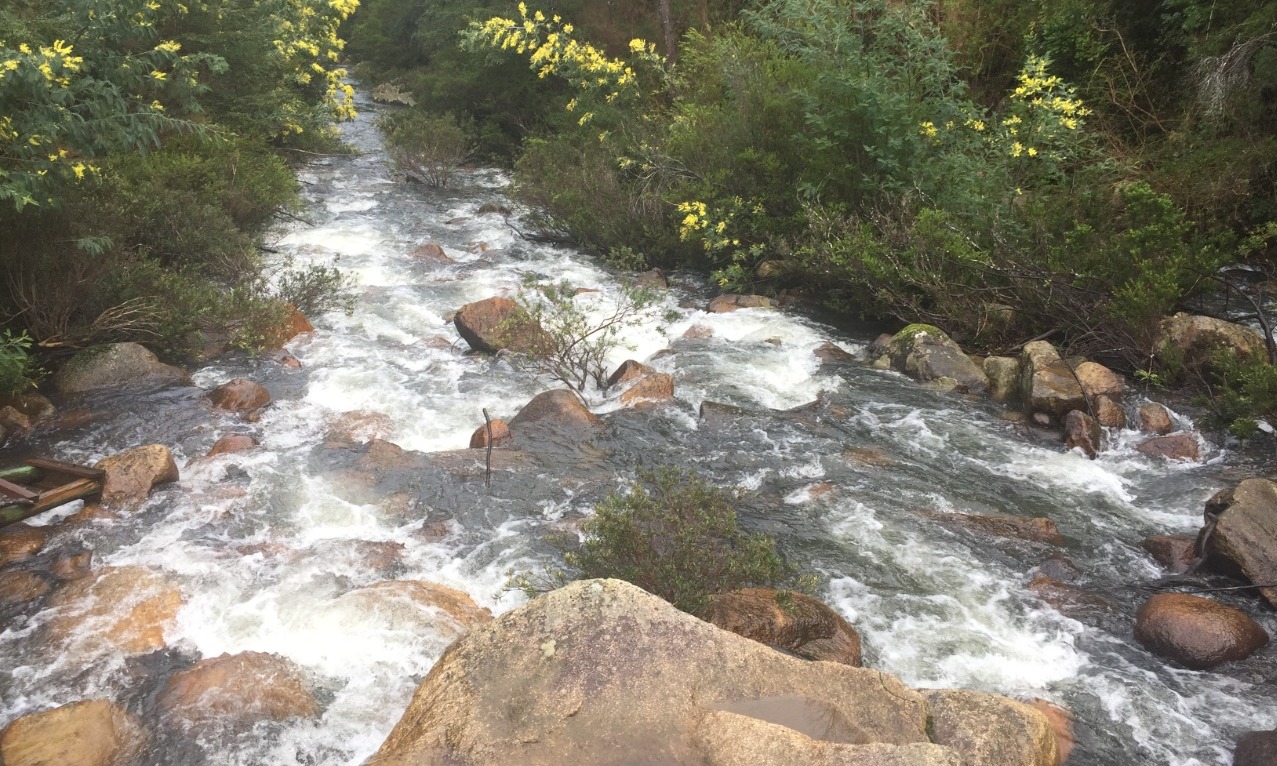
[1063,410,1102,459]
[983,356,1020,402]
[1018,342,1084,420]
[887,325,988,394]
[1156,313,1267,369]
[1205,479,1277,607]
[53,343,189,395]
[924,689,1059,766]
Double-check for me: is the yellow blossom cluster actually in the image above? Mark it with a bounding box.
[677,198,746,253]
[270,0,358,129]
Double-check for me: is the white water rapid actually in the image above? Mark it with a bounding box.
[1,92,1274,766]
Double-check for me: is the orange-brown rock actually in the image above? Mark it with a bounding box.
[1073,361,1124,399]
[1141,535,1197,574]
[1027,577,1114,619]
[1135,432,1200,462]
[1093,395,1126,429]
[208,378,271,413]
[469,418,512,448]
[0,524,47,567]
[157,651,319,731]
[268,304,314,348]
[923,511,1064,545]
[94,444,179,510]
[708,293,775,312]
[606,361,675,406]
[335,580,492,637]
[682,324,713,339]
[207,434,258,457]
[1134,593,1268,669]
[842,448,896,467]
[1137,402,1174,434]
[924,689,1059,766]
[636,268,669,289]
[46,566,184,657]
[325,410,395,447]
[701,588,862,666]
[357,438,427,473]
[1026,699,1075,765]
[0,699,148,766]
[453,296,548,354]
[410,242,453,264]
[0,569,52,606]
[814,342,855,365]
[508,389,602,433]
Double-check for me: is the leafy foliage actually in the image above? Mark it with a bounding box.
[0,331,39,397]
[379,110,471,187]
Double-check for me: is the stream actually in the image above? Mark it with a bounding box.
[2,91,1275,766]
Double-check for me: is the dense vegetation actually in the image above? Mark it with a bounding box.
[353,0,1277,429]
[0,0,361,394]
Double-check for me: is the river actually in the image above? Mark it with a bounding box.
[1,92,1274,765]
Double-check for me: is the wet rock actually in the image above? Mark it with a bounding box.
[410,242,454,264]
[268,304,314,348]
[208,378,271,413]
[984,356,1021,402]
[1019,342,1084,421]
[53,342,190,395]
[365,579,936,766]
[370,82,416,105]
[924,689,1059,766]
[1134,593,1268,669]
[922,511,1063,545]
[1031,556,1083,583]
[0,405,31,435]
[0,524,47,567]
[708,293,775,313]
[1156,313,1266,369]
[207,434,258,457]
[1063,410,1102,459]
[158,651,319,732]
[1141,535,1197,574]
[453,296,548,354]
[636,268,669,290]
[699,400,748,427]
[1202,479,1277,607]
[477,202,511,217]
[94,444,179,510]
[1137,402,1174,435]
[1031,412,1053,427]
[1135,432,1200,462]
[814,342,855,365]
[0,699,148,766]
[358,439,427,473]
[324,410,395,447]
[701,588,862,666]
[46,566,184,658]
[425,448,535,479]
[1025,699,1075,766]
[0,569,52,606]
[866,333,894,360]
[469,418,512,448]
[887,325,989,394]
[682,324,713,340]
[607,360,674,406]
[842,448,897,468]
[0,392,55,422]
[270,350,303,368]
[1073,361,1124,399]
[508,389,602,434]
[52,549,93,581]
[1093,395,1126,429]
[1234,728,1277,766]
[1027,577,1114,619]
[336,580,492,637]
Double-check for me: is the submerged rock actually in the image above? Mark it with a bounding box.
[158,651,319,732]
[0,699,148,766]
[0,569,52,607]
[0,524,47,567]
[53,342,189,395]
[921,510,1063,545]
[1134,593,1268,670]
[702,588,862,666]
[365,579,1055,766]
[46,566,184,659]
[1135,432,1200,462]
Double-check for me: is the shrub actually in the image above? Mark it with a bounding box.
[527,468,797,615]
[273,257,359,317]
[380,110,472,188]
[0,331,38,397]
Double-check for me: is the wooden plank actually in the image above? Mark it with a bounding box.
[24,458,105,481]
[0,477,38,501]
[0,465,41,484]
[0,478,100,527]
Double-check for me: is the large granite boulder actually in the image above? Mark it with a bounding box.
[1203,479,1277,607]
[983,356,1020,402]
[701,588,862,666]
[0,699,148,766]
[1134,593,1268,669]
[886,325,989,394]
[453,296,548,354]
[94,444,179,509]
[53,343,189,395]
[924,690,1059,766]
[365,579,1056,766]
[1156,313,1267,368]
[1018,342,1084,420]
[157,651,319,732]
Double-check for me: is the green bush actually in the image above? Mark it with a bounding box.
[0,331,39,397]
[544,468,797,615]
[379,110,472,187]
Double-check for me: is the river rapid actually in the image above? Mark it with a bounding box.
[2,93,1275,766]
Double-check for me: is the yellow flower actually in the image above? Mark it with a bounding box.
[71,162,86,180]
[151,70,167,80]
[629,38,646,53]
[918,121,938,138]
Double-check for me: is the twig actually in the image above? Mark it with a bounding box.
[482,408,494,490]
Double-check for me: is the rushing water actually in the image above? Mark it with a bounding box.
[2,93,1275,765]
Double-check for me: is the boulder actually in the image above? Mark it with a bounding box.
[469,418,512,448]
[0,524,47,567]
[1093,395,1126,429]
[1019,342,1085,420]
[1141,535,1197,574]
[1027,577,1115,619]
[365,579,950,766]
[0,405,31,434]
[207,434,258,457]
[267,304,314,348]
[1135,432,1200,462]
[708,294,775,313]
[983,357,1020,402]
[208,378,271,413]
[1031,557,1083,583]
[1072,361,1124,399]
[52,342,189,395]
[886,325,989,394]
[157,651,319,731]
[324,410,395,447]
[636,269,669,290]
[334,580,492,638]
[0,700,148,766]
[370,82,416,106]
[922,511,1063,545]
[93,444,179,509]
[477,202,511,217]
[1133,593,1268,669]
[0,569,52,606]
[815,342,855,365]
[508,389,602,434]
[924,689,1059,766]
[0,392,55,421]
[1063,410,1101,459]
[682,324,713,340]
[453,296,548,354]
[1203,479,1277,607]
[410,242,454,264]
[1025,699,1074,766]
[1137,403,1174,435]
[607,360,675,406]
[701,588,862,666]
[46,566,184,658]
[1156,313,1266,368]
[1234,728,1277,766]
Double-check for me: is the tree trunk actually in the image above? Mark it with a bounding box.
[658,0,678,65]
